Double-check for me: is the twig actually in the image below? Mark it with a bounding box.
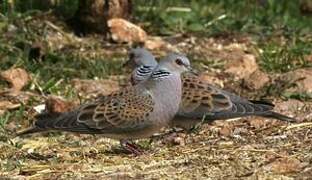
[234,148,287,158]
[285,122,312,130]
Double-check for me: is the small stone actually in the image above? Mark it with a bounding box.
[33,104,46,113]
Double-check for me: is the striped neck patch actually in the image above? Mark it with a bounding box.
[136,65,154,76]
[151,69,172,79]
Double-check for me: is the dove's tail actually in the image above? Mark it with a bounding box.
[247,100,296,122]
[261,111,296,122]
[16,113,61,136]
[16,111,102,136]
[206,100,296,122]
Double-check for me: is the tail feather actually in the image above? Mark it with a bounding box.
[249,100,275,107]
[204,101,295,122]
[15,113,60,136]
[16,111,100,136]
[34,112,61,128]
[263,111,296,122]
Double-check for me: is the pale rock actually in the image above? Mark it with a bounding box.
[243,69,270,90]
[225,54,258,79]
[0,68,30,91]
[108,18,147,43]
[283,68,312,93]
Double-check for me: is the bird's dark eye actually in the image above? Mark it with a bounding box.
[175,58,183,66]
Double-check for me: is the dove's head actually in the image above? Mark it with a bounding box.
[157,53,192,75]
[124,47,157,69]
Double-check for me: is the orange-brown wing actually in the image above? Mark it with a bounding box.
[77,87,154,130]
[179,73,232,117]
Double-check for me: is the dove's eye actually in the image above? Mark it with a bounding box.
[175,58,184,66]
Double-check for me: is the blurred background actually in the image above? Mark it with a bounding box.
[0,0,312,179]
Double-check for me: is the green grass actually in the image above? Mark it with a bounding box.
[2,0,311,35]
[0,112,10,131]
[0,105,27,142]
[133,0,312,73]
[0,46,124,94]
[133,0,312,35]
[259,38,312,73]
[0,11,124,95]
[282,92,312,101]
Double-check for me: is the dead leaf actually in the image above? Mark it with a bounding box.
[0,68,30,91]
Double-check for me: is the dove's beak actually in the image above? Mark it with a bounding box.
[188,67,198,75]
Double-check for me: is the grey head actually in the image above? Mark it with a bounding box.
[154,52,191,76]
[125,48,158,85]
[125,47,158,69]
